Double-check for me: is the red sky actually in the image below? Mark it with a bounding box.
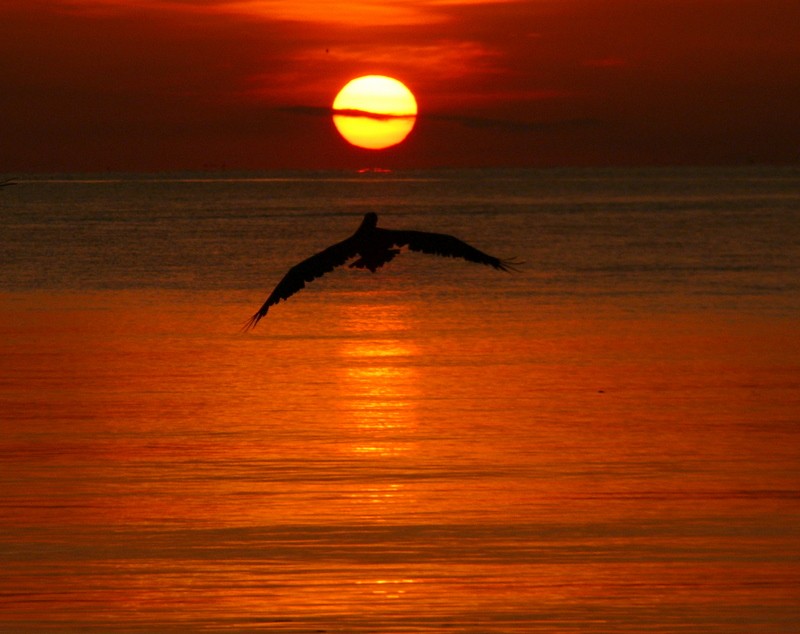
[2,0,799,171]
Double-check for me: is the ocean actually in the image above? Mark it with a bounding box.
[1,167,799,632]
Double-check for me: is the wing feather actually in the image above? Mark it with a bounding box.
[244,237,358,330]
[381,228,519,271]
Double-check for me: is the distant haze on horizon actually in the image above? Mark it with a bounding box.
[2,0,799,172]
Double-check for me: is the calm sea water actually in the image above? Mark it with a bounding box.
[1,167,799,632]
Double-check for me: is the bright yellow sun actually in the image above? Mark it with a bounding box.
[332,75,418,150]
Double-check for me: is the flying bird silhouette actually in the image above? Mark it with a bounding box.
[244,212,519,329]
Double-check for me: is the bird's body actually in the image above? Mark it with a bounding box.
[244,212,518,329]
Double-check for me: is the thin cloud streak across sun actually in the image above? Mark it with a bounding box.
[282,105,602,132]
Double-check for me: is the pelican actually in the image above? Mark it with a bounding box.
[244,212,519,329]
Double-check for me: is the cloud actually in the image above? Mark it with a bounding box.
[283,106,414,121]
[282,104,602,132]
[582,57,627,68]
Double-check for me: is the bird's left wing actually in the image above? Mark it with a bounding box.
[244,237,358,330]
[381,228,520,272]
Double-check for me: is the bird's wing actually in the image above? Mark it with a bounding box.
[380,228,520,272]
[244,237,358,330]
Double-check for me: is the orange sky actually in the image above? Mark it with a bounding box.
[2,0,799,171]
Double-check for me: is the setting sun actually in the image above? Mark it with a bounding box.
[332,75,417,150]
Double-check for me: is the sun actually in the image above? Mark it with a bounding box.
[332,75,418,150]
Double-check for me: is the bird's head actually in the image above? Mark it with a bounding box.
[359,212,378,231]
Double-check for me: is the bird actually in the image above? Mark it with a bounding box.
[244,212,519,329]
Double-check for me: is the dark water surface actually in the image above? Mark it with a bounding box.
[1,168,799,631]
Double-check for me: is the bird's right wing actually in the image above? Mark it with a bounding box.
[244,237,358,330]
[383,228,521,272]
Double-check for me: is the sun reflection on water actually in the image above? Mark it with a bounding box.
[356,577,416,599]
[337,302,420,438]
[335,302,422,522]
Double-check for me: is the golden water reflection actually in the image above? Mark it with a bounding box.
[337,303,420,444]
[4,291,800,631]
[334,303,424,520]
